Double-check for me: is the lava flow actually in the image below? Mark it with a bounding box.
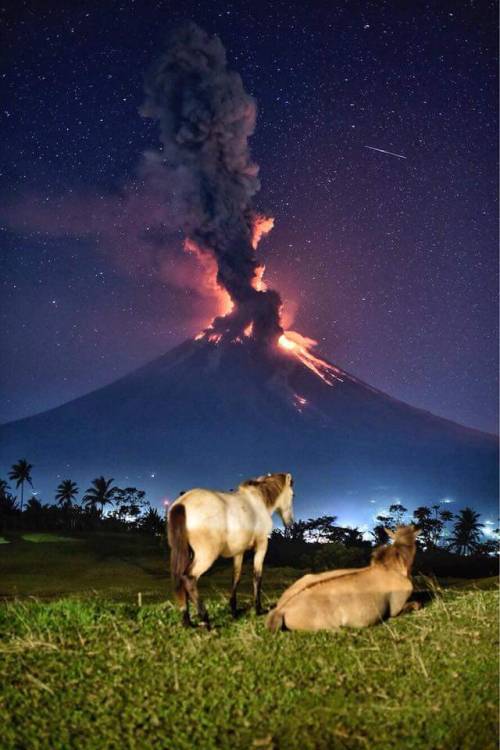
[278,331,344,386]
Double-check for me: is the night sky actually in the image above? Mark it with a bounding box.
[1,0,498,434]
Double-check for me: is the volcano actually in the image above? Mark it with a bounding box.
[2,25,497,523]
[1,335,497,521]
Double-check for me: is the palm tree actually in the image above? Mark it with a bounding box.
[83,476,117,516]
[0,479,18,515]
[8,459,33,512]
[449,507,483,556]
[55,480,79,508]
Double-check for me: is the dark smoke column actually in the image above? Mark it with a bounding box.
[141,23,282,344]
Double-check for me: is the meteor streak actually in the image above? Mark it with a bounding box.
[364,145,407,160]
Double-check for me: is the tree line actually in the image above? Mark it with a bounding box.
[1,459,498,561]
[1,459,163,536]
[274,501,497,557]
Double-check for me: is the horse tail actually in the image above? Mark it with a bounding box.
[168,504,192,605]
[266,607,286,632]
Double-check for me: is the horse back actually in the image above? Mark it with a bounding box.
[276,567,366,610]
[275,566,412,630]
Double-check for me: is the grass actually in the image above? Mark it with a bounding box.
[21,533,79,543]
[0,534,498,749]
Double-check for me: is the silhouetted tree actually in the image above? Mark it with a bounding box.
[449,507,483,556]
[412,505,442,548]
[112,487,148,525]
[305,515,338,542]
[282,519,308,542]
[24,496,45,529]
[139,506,164,536]
[375,513,394,530]
[371,524,390,546]
[8,459,33,512]
[342,527,364,547]
[0,480,18,532]
[55,480,79,508]
[0,479,16,511]
[388,503,408,526]
[83,476,117,516]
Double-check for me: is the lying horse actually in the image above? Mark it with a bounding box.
[168,473,294,628]
[266,525,420,631]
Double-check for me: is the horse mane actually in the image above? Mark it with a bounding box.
[240,473,287,508]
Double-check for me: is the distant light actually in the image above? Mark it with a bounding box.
[163,498,170,508]
[150,472,156,479]
[441,498,453,504]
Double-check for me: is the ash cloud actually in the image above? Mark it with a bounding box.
[140,23,283,343]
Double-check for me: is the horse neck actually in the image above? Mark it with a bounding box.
[373,541,415,576]
[242,487,276,516]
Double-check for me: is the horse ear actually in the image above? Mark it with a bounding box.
[286,473,292,485]
[413,526,422,536]
[384,527,396,540]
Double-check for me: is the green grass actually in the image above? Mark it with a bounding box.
[0,534,498,749]
[21,533,79,543]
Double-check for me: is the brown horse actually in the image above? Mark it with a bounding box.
[266,525,420,631]
[168,473,294,628]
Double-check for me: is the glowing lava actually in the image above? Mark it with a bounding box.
[278,332,344,386]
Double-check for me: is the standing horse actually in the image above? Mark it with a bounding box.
[168,472,294,628]
[266,525,420,631]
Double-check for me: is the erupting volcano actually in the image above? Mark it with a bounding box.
[0,24,497,521]
[140,23,350,379]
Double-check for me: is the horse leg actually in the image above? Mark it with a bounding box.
[177,579,193,628]
[253,543,267,615]
[182,574,211,629]
[230,554,244,617]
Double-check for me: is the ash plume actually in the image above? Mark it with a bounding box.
[141,23,283,344]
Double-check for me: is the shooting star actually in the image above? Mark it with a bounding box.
[364,145,407,160]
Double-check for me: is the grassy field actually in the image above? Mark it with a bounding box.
[0,533,498,749]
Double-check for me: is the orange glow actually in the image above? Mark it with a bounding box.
[251,214,274,249]
[207,332,223,344]
[252,264,267,291]
[186,215,341,392]
[183,238,233,319]
[278,334,296,351]
[278,331,344,386]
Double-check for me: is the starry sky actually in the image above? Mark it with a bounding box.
[1,0,498,434]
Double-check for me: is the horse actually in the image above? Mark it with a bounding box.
[266,525,421,632]
[167,472,294,628]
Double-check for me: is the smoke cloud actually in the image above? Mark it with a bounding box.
[141,23,283,344]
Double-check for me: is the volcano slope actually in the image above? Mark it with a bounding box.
[1,336,497,518]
